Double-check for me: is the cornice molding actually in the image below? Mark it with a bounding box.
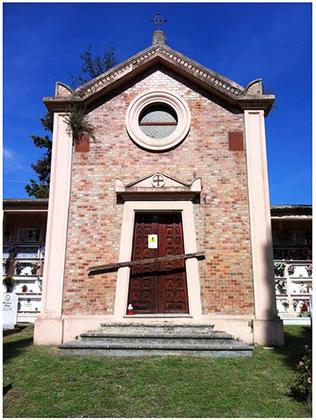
[43,44,275,115]
[78,45,245,98]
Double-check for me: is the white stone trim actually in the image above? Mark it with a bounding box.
[244,110,284,345]
[34,112,72,344]
[244,110,277,319]
[126,90,191,151]
[113,201,202,319]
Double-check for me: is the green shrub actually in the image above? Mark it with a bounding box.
[290,345,312,404]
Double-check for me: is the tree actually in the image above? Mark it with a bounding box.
[25,113,53,198]
[25,47,117,198]
[70,46,117,88]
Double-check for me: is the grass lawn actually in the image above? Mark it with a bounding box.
[3,324,312,418]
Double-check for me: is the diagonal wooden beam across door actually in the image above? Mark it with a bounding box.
[88,252,205,276]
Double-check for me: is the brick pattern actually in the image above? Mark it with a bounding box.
[62,67,254,316]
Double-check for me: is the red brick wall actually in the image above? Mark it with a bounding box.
[62,67,254,316]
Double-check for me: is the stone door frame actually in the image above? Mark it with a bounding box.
[113,201,202,319]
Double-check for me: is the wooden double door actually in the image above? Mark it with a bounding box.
[127,213,189,314]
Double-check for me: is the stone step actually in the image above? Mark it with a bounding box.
[60,323,252,357]
[79,332,234,346]
[99,322,215,335]
[60,340,253,358]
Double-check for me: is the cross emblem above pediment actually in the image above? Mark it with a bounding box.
[151,174,165,188]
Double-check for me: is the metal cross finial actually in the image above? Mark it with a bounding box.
[150,12,167,30]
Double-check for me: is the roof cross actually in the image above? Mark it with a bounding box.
[150,12,167,30]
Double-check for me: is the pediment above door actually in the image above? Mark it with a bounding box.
[115,172,202,202]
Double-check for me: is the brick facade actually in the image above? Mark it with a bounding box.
[62,66,254,316]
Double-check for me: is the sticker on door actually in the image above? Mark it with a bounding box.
[148,234,158,249]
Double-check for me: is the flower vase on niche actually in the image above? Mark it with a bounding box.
[127,304,134,315]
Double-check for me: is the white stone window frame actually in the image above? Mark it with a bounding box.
[113,201,202,320]
[126,91,191,151]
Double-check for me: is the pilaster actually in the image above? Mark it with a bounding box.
[244,110,284,346]
[34,112,72,345]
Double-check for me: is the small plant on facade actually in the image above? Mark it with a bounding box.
[290,345,312,405]
[293,300,299,312]
[281,301,290,311]
[274,262,286,277]
[64,106,95,145]
[3,276,15,293]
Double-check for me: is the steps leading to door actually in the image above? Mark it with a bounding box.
[59,323,253,357]
[100,322,215,335]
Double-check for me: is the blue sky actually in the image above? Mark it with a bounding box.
[3,2,312,204]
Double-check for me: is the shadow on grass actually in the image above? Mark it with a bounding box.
[3,336,33,363]
[3,325,28,337]
[275,326,312,370]
[274,326,312,406]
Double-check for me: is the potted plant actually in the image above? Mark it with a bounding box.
[15,261,23,275]
[275,278,287,294]
[31,263,40,275]
[306,264,312,277]
[299,302,310,317]
[274,262,286,277]
[64,106,95,152]
[288,265,295,276]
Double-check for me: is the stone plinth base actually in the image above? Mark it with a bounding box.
[33,314,284,347]
[253,317,284,346]
[34,316,63,345]
[34,315,112,345]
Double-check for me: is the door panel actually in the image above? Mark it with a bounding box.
[158,214,188,313]
[129,214,159,313]
[127,213,189,314]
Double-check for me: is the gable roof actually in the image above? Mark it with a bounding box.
[44,33,275,115]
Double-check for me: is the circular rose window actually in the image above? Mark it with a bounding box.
[126,91,191,151]
[139,103,178,139]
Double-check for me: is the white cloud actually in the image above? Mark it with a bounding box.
[3,147,14,160]
[3,147,26,170]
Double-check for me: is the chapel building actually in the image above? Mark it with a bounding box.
[34,30,284,347]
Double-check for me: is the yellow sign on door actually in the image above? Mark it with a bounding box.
[148,234,158,249]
